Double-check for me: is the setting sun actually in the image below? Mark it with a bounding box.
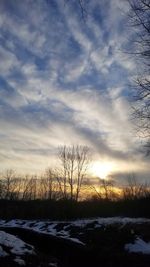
[91,161,115,179]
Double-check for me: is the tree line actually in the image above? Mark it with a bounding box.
[0,145,90,201]
[0,146,149,202]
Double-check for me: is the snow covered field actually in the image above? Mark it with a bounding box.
[125,238,150,255]
[0,217,150,246]
[0,217,150,266]
[0,231,35,265]
[0,217,149,245]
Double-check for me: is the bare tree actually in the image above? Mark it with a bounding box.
[92,178,116,200]
[127,0,150,148]
[63,0,87,20]
[44,168,54,200]
[39,168,58,200]
[0,178,4,199]
[58,145,90,201]
[21,175,37,200]
[27,176,37,200]
[21,175,31,200]
[123,173,149,199]
[101,179,115,200]
[90,183,103,200]
[2,169,22,200]
[38,175,48,200]
[75,145,90,201]
[57,146,68,200]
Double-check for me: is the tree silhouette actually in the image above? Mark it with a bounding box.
[128,0,150,150]
[58,145,90,201]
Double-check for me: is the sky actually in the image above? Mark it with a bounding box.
[0,0,149,181]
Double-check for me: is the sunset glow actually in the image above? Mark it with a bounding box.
[91,161,115,179]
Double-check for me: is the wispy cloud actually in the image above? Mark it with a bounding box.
[0,0,149,177]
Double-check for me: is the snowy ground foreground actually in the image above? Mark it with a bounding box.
[125,238,150,254]
[0,217,150,247]
[0,230,35,265]
[0,231,34,255]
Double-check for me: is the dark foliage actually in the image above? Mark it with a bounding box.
[0,196,150,220]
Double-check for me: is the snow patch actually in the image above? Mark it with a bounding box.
[0,217,150,246]
[0,245,8,257]
[14,257,26,266]
[125,238,150,254]
[0,231,35,256]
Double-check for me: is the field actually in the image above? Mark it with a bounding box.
[0,217,150,267]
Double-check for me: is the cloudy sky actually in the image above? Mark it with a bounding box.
[0,0,149,179]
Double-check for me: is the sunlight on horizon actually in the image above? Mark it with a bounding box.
[91,161,116,179]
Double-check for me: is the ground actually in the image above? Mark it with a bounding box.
[0,217,150,267]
